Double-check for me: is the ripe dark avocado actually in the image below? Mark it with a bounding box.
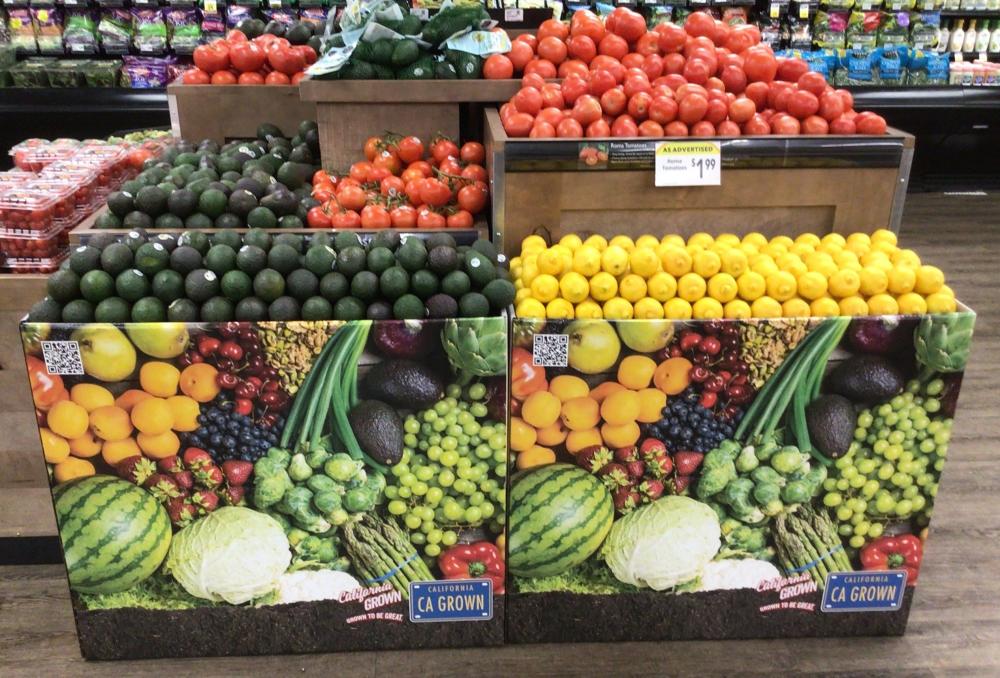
[234,177,266,199]
[428,246,459,275]
[827,355,905,404]
[69,245,101,276]
[286,268,320,301]
[268,296,300,321]
[806,395,856,459]
[301,296,333,320]
[275,161,313,190]
[256,122,284,140]
[361,360,445,409]
[169,246,203,276]
[152,269,185,303]
[107,191,135,218]
[94,297,130,323]
[184,269,220,303]
[99,243,134,276]
[235,296,268,321]
[482,278,516,311]
[393,294,425,319]
[227,189,259,218]
[61,299,94,324]
[201,296,235,322]
[371,230,401,252]
[131,297,166,322]
[28,297,63,322]
[366,300,393,320]
[116,269,151,303]
[348,400,404,466]
[167,298,199,322]
[134,185,168,216]
[425,293,458,319]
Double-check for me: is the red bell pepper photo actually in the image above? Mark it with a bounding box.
[438,542,505,594]
[859,534,923,585]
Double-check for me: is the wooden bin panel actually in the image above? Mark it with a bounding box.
[168,85,317,143]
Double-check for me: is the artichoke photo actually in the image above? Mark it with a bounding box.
[442,317,507,383]
[915,313,974,379]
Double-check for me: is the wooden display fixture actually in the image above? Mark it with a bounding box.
[298,79,521,171]
[167,85,318,143]
[485,109,915,257]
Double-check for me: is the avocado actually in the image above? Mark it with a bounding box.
[178,231,210,255]
[348,400,404,466]
[273,233,305,251]
[268,296,300,321]
[441,270,470,298]
[214,213,243,230]
[94,212,123,230]
[309,231,334,249]
[287,269,319,301]
[153,233,177,252]
[333,232,362,250]
[337,246,367,278]
[244,228,272,250]
[167,298,199,322]
[132,297,166,322]
[366,247,396,275]
[257,123,284,141]
[201,296,235,322]
[827,355,905,404]
[237,245,268,275]
[134,242,170,277]
[428,246,459,275]
[426,293,458,319]
[333,296,366,320]
[100,243,134,276]
[424,233,457,250]
[234,177,266,199]
[198,188,228,219]
[435,61,458,79]
[69,246,102,276]
[393,294,425,319]
[80,270,115,304]
[391,39,420,67]
[152,269,185,303]
[61,299,94,324]
[235,296,269,321]
[212,231,243,250]
[464,250,496,287]
[305,245,337,276]
[228,189,259,218]
[279,215,304,229]
[482,278,515,311]
[366,301,393,320]
[371,230,400,252]
[154,213,183,230]
[379,266,410,300]
[350,271,379,302]
[410,270,439,300]
[260,188,298,216]
[301,296,333,321]
[288,144,314,165]
[286,22,312,45]
[204,244,238,275]
[806,394,856,459]
[123,211,154,231]
[28,297,63,322]
[185,269,220,303]
[94,297,130,323]
[107,191,135,218]
[275,162,313,190]
[237,18,265,39]
[247,206,278,229]
[361,360,445,410]
[459,292,490,318]
[320,272,349,302]
[253,268,286,303]
[169,246,203,275]
[471,238,498,263]
[123,229,148,252]
[268,244,301,276]
[86,233,118,250]
[115,269,150,303]
[396,242,427,272]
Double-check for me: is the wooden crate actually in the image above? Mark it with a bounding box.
[485,109,915,257]
[298,80,521,171]
[167,84,317,143]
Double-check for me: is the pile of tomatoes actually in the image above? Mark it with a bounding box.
[306,134,490,230]
[181,30,317,85]
[497,8,889,138]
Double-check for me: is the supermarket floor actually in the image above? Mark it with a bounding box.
[1,192,999,677]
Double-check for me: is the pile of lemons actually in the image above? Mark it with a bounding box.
[511,229,957,320]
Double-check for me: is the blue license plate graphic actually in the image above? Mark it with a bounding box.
[821,571,907,613]
[409,580,493,623]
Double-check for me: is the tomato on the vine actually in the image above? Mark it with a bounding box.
[331,209,361,229]
[430,136,460,164]
[461,164,488,184]
[349,161,372,184]
[396,136,424,164]
[459,142,485,166]
[363,136,382,161]
[457,184,488,215]
[419,178,453,207]
[373,150,401,175]
[389,205,417,229]
[360,204,391,229]
[337,185,367,211]
[380,175,406,197]
[417,207,447,229]
[405,179,425,205]
[447,209,474,229]
[306,206,332,229]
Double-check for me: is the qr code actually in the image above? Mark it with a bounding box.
[41,341,84,376]
[532,334,568,367]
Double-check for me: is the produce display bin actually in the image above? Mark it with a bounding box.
[507,310,974,643]
[20,316,508,659]
[167,85,318,145]
[485,110,915,254]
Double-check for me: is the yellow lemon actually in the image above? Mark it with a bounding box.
[777,254,808,278]
[871,240,898,257]
[859,267,889,297]
[847,232,872,247]
[771,235,794,249]
[789,242,815,259]
[551,244,574,272]
[887,266,916,295]
[821,232,847,248]
[925,293,957,314]
[751,296,783,318]
[692,297,724,319]
[713,233,739,247]
[515,287,533,304]
[521,235,548,254]
[602,297,634,320]
[846,240,870,257]
[629,247,660,277]
[608,235,635,251]
[828,268,861,298]
[742,232,769,248]
[572,245,602,276]
[724,299,752,319]
[663,298,693,319]
[633,297,665,319]
[677,272,707,302]
[867,293,899,315]
[707,273,738,303]
[589,272,618,302]
[739,242,760,257]
[520,255,539,286]
[914,265,944,295]
[763,243,788,260]
[618,274,648,303]
[659,246,692,277]
[797,271,828,300]
[810,297,841,317]
[750,255,779,279]
[868,256,894,274]
[719,248,748,277]
[583,234,608,251]
[766,271,797,302]
[559,271,591,303]
[891,248,921,268]
[546,298,575,319]
[782,298,812,318]
[737,270,767,301]
[833,250,861,270]
[635,235,660,250]
[601,245,629,275]
[530,274,560,303]
[575,299,604,319]
[817,242,844,257]
[871,228,898,247]
[794,233,821,247]
[805,253,837,278]
[687,232,714,249]
[839,296,869,316]
[940,284,955,297]
[896,292,927,315]
[558,233,583,251]
[646,272,677,302]
[860,249,889,267]
[660,234,685,248]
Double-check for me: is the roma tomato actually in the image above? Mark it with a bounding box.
[609,8,646,43]
[770,113,801,135]
[836,89,855,111]
[705,98,728,126]
[524,58,557,79]
[537,106,565,127]
[678,93,708,125]
[515,34,538,51]
[690,120,716,136]
[728,97,756,124]
[627,91,653,120]
[558,60,590,80]
[521,72,546,90]
[182,68,211,85]
[210,70,237,85]
[787,90,820,120]
[743,47,778,83]
[263,71,289,84]
[590,55,626,82]
[635,33,661,57]
[557,117,584,137]
[682,58,711,85]
[657,23,687,54]
[717,120,742,136]
[484,54,514,79]
[829,114,856,134]
[295,46,318,65]
[600,87,628,116]
[856,112,887,135]
[778,58,810,83]
[818,90,846,121]
[588,69,617,96]
[664,120,689,136]
[598,34,629,61]
[239,71,266,85]
[684,11,716,39]
[801,115,830,135]
[720,65,747,94]
[648,95,678,125]
[586,119,611,137]
[530,122,556,138]
[743,114,771,136]
[611,114,639,137]
[562,75,589,105]
[797,71,828,97]
[572,94,603,125]
[568,35,597,64]
[662,53,686,75]
[745,81,769,110]
[571,10,606,43]
[623,74,651,98]
[537,37,568,65]
[229,41,266,73]
[724,24,760,54]
[447,210,474,229]
[638,120,664,137]
[710,20,731,48]
[390,205,417,229]
[267,45,306,76]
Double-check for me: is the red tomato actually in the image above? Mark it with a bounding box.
[717,120,742,136]
[678,93,708,125]
[521,72,546,90]
[719,52,745,71]
[210,70,238,85]
[787,90,819,120]
[705,98,728,126]
[638,120,664,137]
[590,55,625,82]
[767,80,795,109]
[338,185,367,211]
[598,34,629,61]
[457,184,488,214]
[664,120,689,136]
[684,11,716,39]
[331,210,361,229]
[306,206,331,229]
[623,74,651,99]
[608,7,646,42]
[404,179,424,205]
[710,20,732,48]
[648,96,678,125]
[291,71,307,84]
[588,69,617,96]
[558,59,590,80]
[572,95,603,125]
[460,142,485,166]
[515,34,538,51]
[225,29,247,42]
[538,36,568,65]
[797,71,828,97]
[728,97,756,124]
[567,35,597,64]
[684,36,716,58]
[267,45,306,76]
[513,87,544,116]
[229,41,266,73]
[484,54,514,79]
[657,23,687,54]
[295,45,318,65]
[829,114,857,134]
[390,205,417,229]
[538,18,570,42]
[380,176,406,198]
[524,58,557,79]
[778,58,810,83]
[725,24,760,53]
[586,119,611,137]
[556,117,584,138]
[770,113,801,135]
[571,10,606,43]
[720,64,747,94]
[745,81,769,110]
[417,207,446,230]
[530,122,556,138]
[537,107,565,127]
[263,71,289,85]
[612,114,639,137]
[635,33,661,57]
[744,47,778,83]
[181,68,211,85]
[690,120,716,137]
[600,87,628,116]
[683,58,711,85]
[361,204,391,229]
[817,90,845,121]
[706,77,726,94]
[419,178,452,207]
[194,43,229,73]
[627,91,654,120]
[836,89,855,112]
[408,160,434,177]
[507,41,534,72]
[856,113,887,135]
[373,151,401,176]
[801,115,830,135]
[461,165,488,185]
[661,73,687,91]
[620,53,643,71]
[505,112,535,137]
[562,75,589,105]
[662,53,686,76]
[743,114,771,135]
[641,55,664,81]
[395,136,424,164]
[447,210,474,229]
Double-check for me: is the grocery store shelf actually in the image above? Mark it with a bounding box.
[940,9,1000,17]
[0,87,168,115]
[850,86,1000,110]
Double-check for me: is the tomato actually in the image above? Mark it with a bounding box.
[447,209,474,229]
[521,72,546,90]
[455,184,487,214]
[555,117,583,138]
[690,120,716,137]
[593,86,623,117]
[586,119,611,137]
[684,11,716,39]
[710,20,732,48]
[717,120,741,136]
[392,136,422,165]
[635,120,662,137]
[417,207,446,230]
[770,113,801,135]
[338,185,367,211]
[363,136,382,161]
[332,209,361,229]
[226,29,248,42]
[291,71,307,85]
[536,107,564,128]
[719,64,747,94]
[836,88,855,112]
[349,161,372,184]
[516,33,538,51]
[210,70,238,85]
[590,55,625,81]
[267,45,306,76]
[635,33,661,57]
[538,18,570,42]
[774,58,807,84]
[677,93,708,125]
[609,114,636,137]
[306,206,331,229]
[404,179,425,205]
[400,167,425,186]
[664,120,689,136]
[558,59,590,80]
[610,7,646,43]
[767,80,795,109]
[460,142,485,166]
[384,205,414,229]
[705,98,728,126]
[648,96,678,125]
[657,22,687,54]
[682,58,711,85]
[659,53,684,76]
[571,94,603,126]
[537,36,568,65]
[408,160,434,177]
[561,75,589,105]
[181,68,211,85]
[856,112,887,135]
[229,41,266,73]
[724,24,760,53]
[567,35,597,64]
[338,177,362,190]
[829,114,856,135]
[194,43,229,73]
[598,34,629,61]
[742,114,771,136]
[484,54,514,79]
[296,45,318,65]
[623,74,652,99]
[728,97,755,124]
[796,71,828,97]
[743,81,768,111]
[506,41,535,74]
[743,47,777,83]
[263,71,289,85]
[801,115,830,135]
[627,91,653,120]
[430,137,460,164]
[787,90,820,120]
[530,121,556,138]
[571,10,606,43]
[513,87,544,116]
[524,58,557,79]
[360,204,391,229]
[418,178,452,207]
[380,175,406,197]
[438,156,463,178]
[587,69,616,97]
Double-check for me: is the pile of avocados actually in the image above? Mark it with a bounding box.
[30,229,516,324]
[94,120,321,232]
[235,17,323,55]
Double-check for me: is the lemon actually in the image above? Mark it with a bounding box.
[546,298,575,319]
[629,247,660,278]
[777,254,808,278]
[867,293,899,315]
[789,242,815,259]
[839,296,869,316]
[797,271,828,300]
[601,245,629,275]
[781,298,811,318]
[940,284,955,297]
[634,297,665,319]
[677,273,707,302]
[751,296,782,318]
[520,255,539,286]
[511,265,523,282]
[589,272,618,302]
[707,273,738,303]
[559,272,591,303]
[635,235,660,250]
[724,299,752,319]
[763,243,788,259]
[766,271,797,302]
[688,232,714,249]
[521,235,548,254]
[583,234,608,251]
[817,242,844,257]
[846,232,872,249]
[602,297,634,319]
[833,250,861,270]
[891,248,921,268]
[828,268,861,298]
[516,298,546,318]
[692,250,721,278]
[868,256,894,274]
[750,255,779,279]
[771,235,794,248]
[646,272,677,302]
[663,298,693,319]
[810,297,841,317]
[572,245,602,277]
[871,240,898,257]
[742,232,769,249]
[514,277,524,290]
[860,250,890,267]
[737,270,767,301]
[575,299,603,319]
[821,233,847,248]
[551,244,574,272]
[692,297,724,319]
[608,235,635,252]
[805,253,837,278]
[660,234,685,248]
[530,274,560,303]
[739,242,760,257]
[925,292,957,314]
[558,233,583,251]
[719,249,748,277]
[794,233,821,247]
[846,240,870,258]
[859,267,888,297]
[659,246,692,277]
[713,233,738,247]
[685,243,704,259]
[515,287,533,304]
[536,248,564,276]
[896,292,928,315]
[871,228,898,247]
[914,265,944,295]
[887,266,916,295]
[618,274,648,302]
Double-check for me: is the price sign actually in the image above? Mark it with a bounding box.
[769,3,780,18]
[411,7,429,19]
[268,0,282,7]
[504,8,523,21]
[799,4,809,19]
[655,141,721,187]
[861,1,872,9]
[204,0,217,12]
